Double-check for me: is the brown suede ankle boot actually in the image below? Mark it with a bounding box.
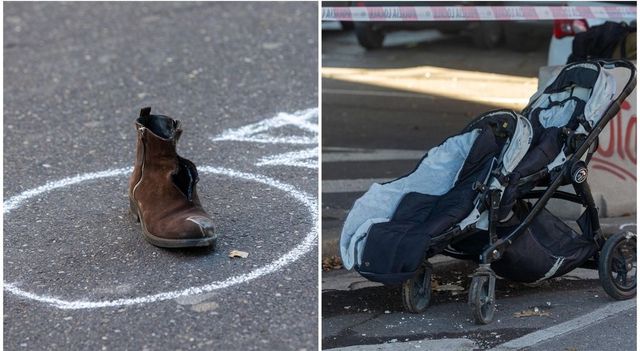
[128,107,216,248]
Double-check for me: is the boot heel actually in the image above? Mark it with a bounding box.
[129,198,140,223]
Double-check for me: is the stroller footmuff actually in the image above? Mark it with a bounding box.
[359,134,497,284]
[340,110,531,285]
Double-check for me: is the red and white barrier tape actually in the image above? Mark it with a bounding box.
[322,6,637,22]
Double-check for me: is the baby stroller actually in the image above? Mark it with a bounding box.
[339,59,637,324]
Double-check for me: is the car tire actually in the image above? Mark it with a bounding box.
[505,27,540,52]
[354,22,384,50]
[340,21,354,31]
[471,22,503,49]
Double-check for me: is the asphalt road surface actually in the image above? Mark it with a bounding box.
[322,263,636,350]
[321,28,636,350]
[5,3,318,350]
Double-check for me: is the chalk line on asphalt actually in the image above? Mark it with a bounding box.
[211,108,319,169]
[211,108,318,145]
[619,223,636,230]
[257,147,318,169]
[4,166,318,310]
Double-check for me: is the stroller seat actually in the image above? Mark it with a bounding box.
[500,61,630,218]
[340,110,533,284]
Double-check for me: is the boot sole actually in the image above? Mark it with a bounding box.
[129,199,217,249]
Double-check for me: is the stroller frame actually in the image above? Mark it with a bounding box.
[401,60,637,324]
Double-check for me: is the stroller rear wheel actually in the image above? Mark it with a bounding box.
[402,262,432,313]
[598,232,637,300]
[469,273,496,324]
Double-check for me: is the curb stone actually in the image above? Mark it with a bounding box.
[324,338,478,351]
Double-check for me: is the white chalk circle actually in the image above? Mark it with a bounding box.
[4,166,317,309]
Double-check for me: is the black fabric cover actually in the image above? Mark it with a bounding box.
[450,201,596,283]
[544,66,599,93]
[490,207,596,283]
[461,109,517,137]
[568,22,635,64]
[357,125,502,284]
[498,127,564,218]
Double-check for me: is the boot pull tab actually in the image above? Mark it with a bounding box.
[140,107,151,117]
[173,120,183,142]
[138,107,151,138]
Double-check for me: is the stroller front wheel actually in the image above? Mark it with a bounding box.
[402,262,433,313]
[469,274,496,325]
[598,232,637,300]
